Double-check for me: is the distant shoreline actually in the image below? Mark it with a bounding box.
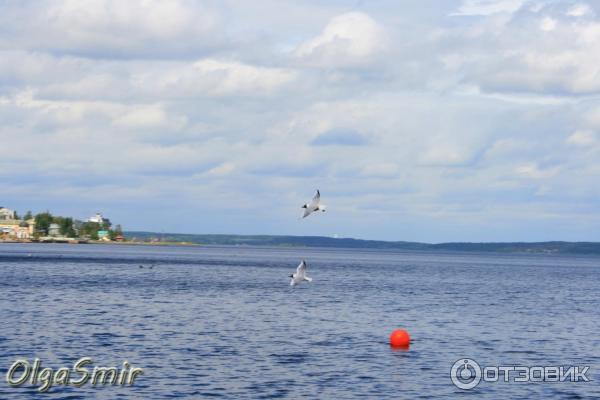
[123,232,600,255]
[4,233,600,255]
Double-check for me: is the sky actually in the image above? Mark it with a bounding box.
[2,0,600,242]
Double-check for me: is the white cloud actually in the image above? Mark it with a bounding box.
[419,145,473,166]
[9,89,121,125]
[295,12,386,67]
[0,0,221,57]
[452,0,525,16]
[540,16,557,31]
[566,130,597,146]
[0,53,296,102]
[515,163,561,179]
[205,162,236,176]
[112,105,187,130]
[445,10,600,95]
[132,59,296,97]
[192,59,296,95]
[567,3,592,17]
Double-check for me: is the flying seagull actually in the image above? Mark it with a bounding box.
[301,190,326,218]
[290,260,313,286]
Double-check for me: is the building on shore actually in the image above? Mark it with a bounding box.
[0,218,35,240]
[0,207,16,221]
[88,212,106,224]
[0,208,123,242]
[88,212,111,227]
[97,230,110,241]
[48,223,61,237]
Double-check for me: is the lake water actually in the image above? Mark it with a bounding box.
[0,243,599,399]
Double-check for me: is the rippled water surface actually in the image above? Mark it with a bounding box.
[1,243,599,399]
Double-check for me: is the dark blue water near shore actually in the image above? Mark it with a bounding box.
[0,243,599,399]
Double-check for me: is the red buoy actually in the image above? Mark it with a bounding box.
[389,329,410,348]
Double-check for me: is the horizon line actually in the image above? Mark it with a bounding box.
[123,230,600,245]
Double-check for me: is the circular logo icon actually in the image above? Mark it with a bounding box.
[451,358,482,390]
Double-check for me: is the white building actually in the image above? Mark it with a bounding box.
[88,212,110,226]
[48,223,61,237]
[88,213,105,223]
[0,207,16,220]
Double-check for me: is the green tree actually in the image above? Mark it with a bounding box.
[58,217,75,237]
[79,222,101,239]
[34,212,53,235]
[107,225,120,240]
[53,216,64,230]
[24,211,33,220]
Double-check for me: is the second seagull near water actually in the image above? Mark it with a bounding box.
[289,260,313,286]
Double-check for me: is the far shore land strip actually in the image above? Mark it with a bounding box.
[2,206,600,254]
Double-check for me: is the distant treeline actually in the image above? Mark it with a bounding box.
[32,211,122,240]
[125,231,600,255]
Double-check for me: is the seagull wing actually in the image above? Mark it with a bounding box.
[302,208,312,218]
[308,190,321,209]
[296,260,307,276]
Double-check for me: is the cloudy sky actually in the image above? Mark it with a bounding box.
[2,0,600,242]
